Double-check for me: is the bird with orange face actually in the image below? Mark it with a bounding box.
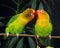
[5,8,35,35]
[35,10,53,37]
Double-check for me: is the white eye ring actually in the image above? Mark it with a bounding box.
[28,13,32,16]
[40,10,44,13]
[26,13,32,17]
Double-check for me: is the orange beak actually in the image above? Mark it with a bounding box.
[32,10,36,15]
[36,10,44,14]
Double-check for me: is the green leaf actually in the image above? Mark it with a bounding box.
[0,22,5,27]
[28,29,35,34]
[16,0,23,14]
[41,0,52,15]
[28,37,36,48]
[20,1,31,12]
[31,0,37,9]
[39,38,51,46]
[8,37,19,48]
[12,0,18,5]
[0,17,5,20]
[39,2,44,10]
[25,27,35,34]
[16,38,24,48]
[49,0,54,5]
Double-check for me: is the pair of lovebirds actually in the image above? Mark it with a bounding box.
[5,8,52,37]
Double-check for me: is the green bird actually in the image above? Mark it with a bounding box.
[34,10,53,37]
[5,8,35,35]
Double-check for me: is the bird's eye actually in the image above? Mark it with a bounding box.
[28,13,32,16]
[26,13,32,17]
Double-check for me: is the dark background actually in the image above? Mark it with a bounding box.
[0,0,60,47]
[51,0,60,46]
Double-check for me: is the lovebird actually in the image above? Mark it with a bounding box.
[34,10,53,37]
[5,8,35,35]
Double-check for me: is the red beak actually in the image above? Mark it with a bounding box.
[32,10,36,14]
[36,10,44,14]
[36,10,40,14]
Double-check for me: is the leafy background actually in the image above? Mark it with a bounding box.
[0,0,60,48]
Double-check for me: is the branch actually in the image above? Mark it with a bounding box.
[0,33,60,38]
[0,33,60,48]
[0,33,36,37]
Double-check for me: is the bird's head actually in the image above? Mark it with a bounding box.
[35,10,50,21]
[22,8,35,20]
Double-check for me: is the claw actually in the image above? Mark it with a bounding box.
[16,34,19,37]
[49,35,51,40]
[37,45,40,48]
[46,46,54,48]
[37,35,39,39]
[6,33,9,37]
